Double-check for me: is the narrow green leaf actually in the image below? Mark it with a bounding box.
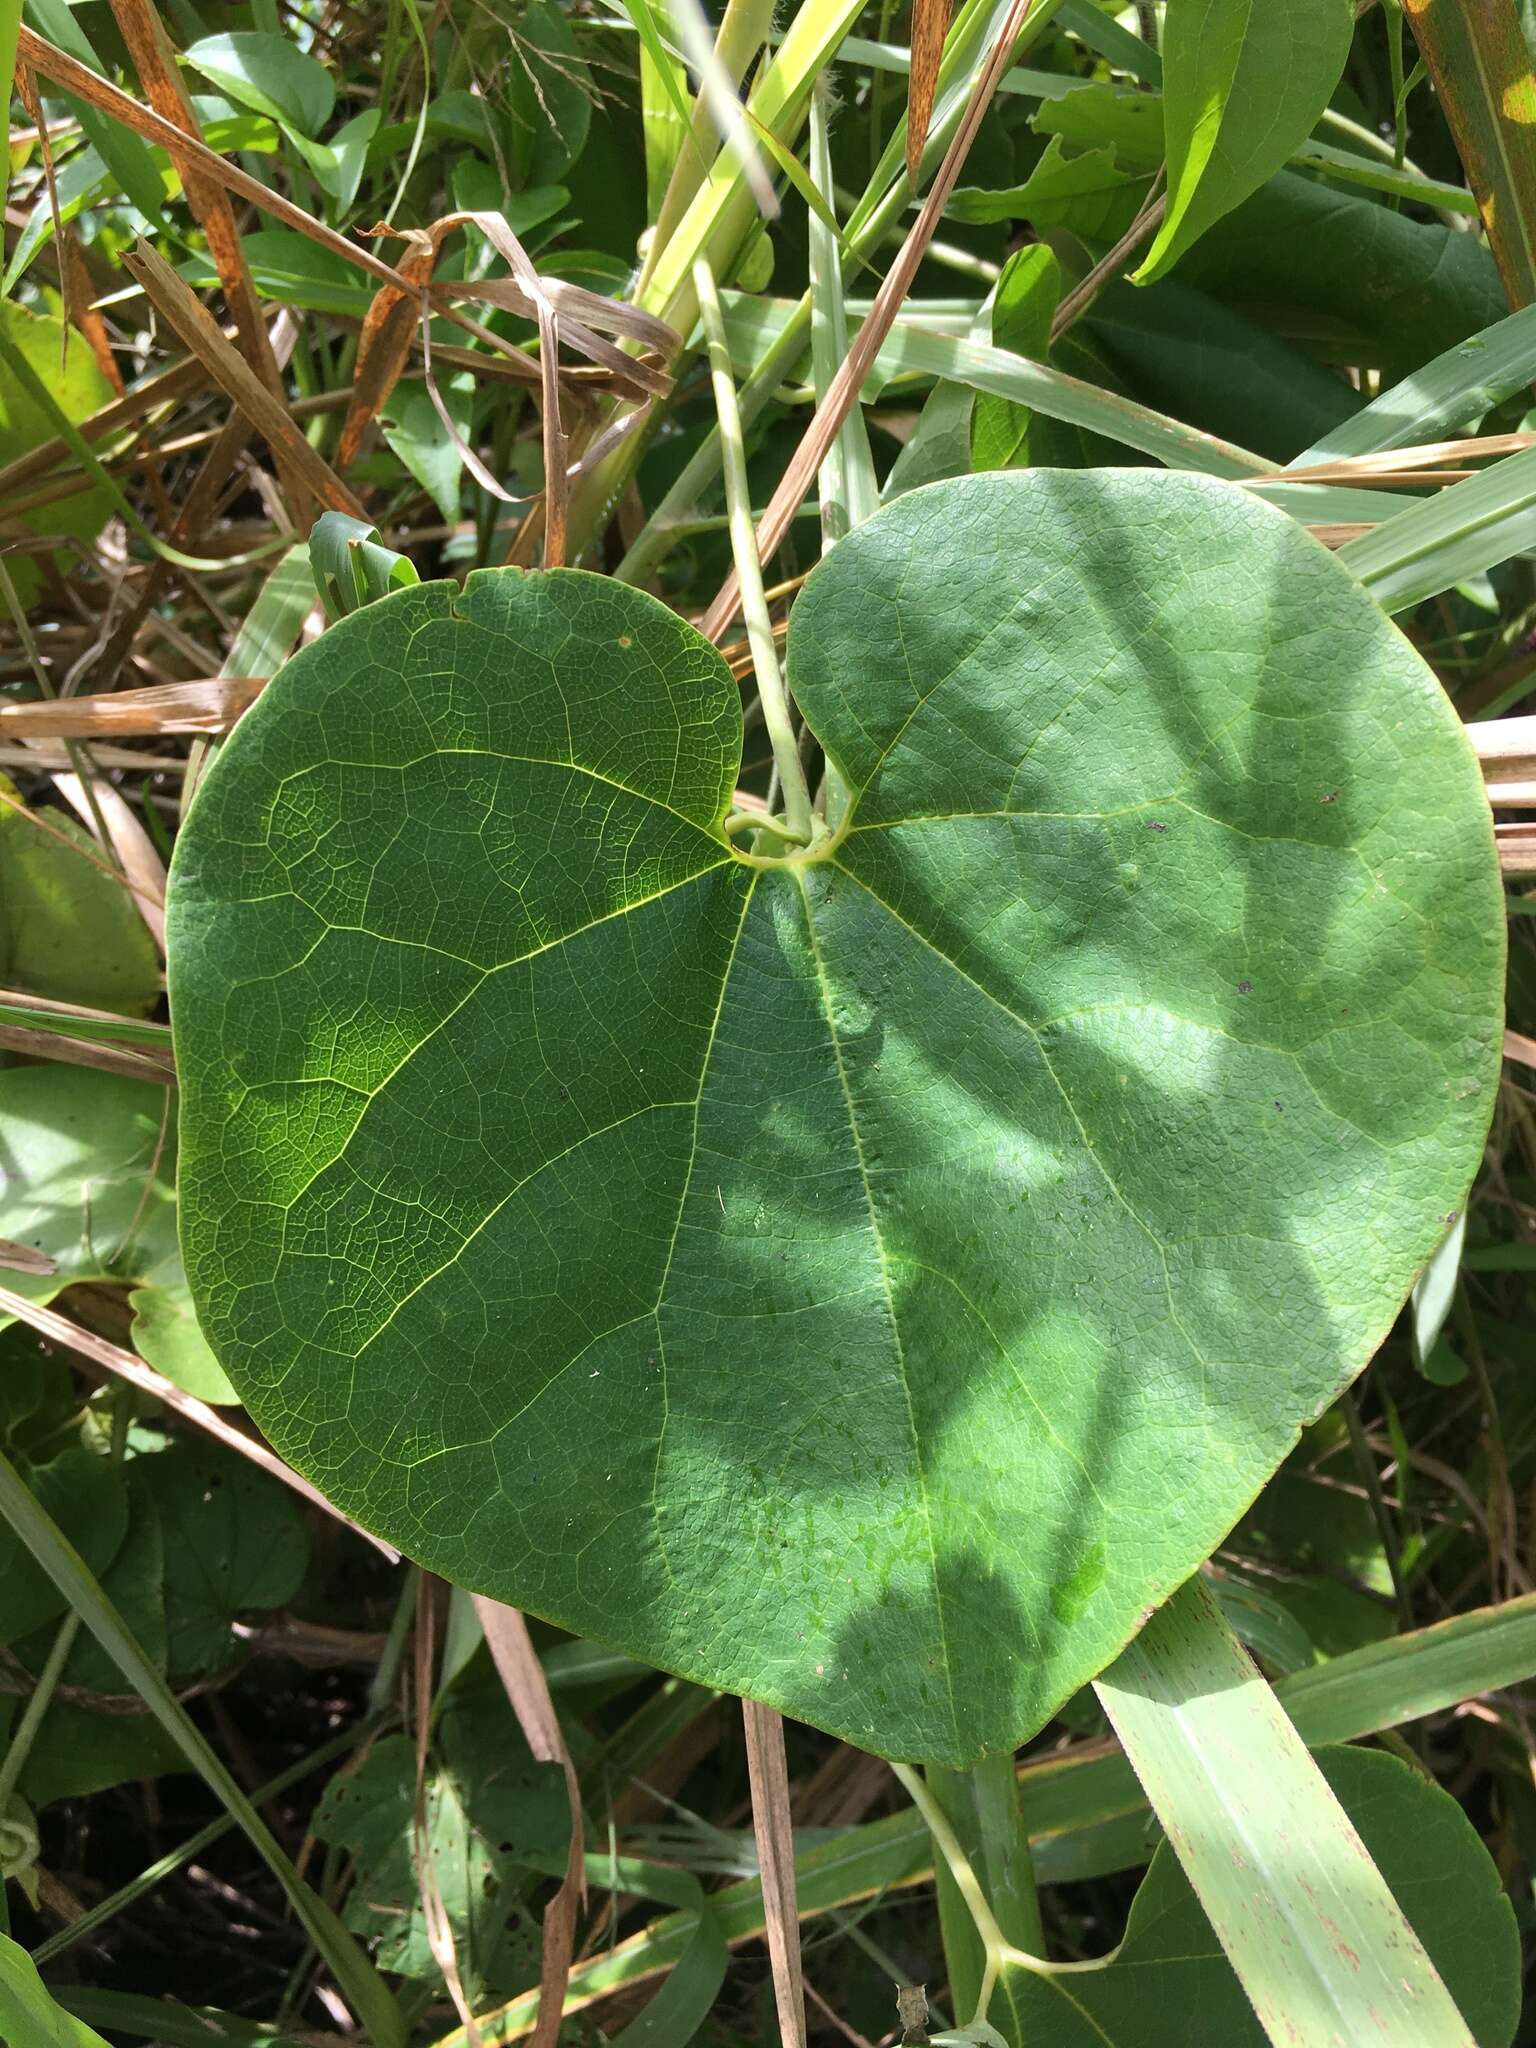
[883,323,1269,474]
[1137,0,1355,283]
[1339,440,1536,612]
[0,1933,111,2048]
[1290,137,1479,214]
[1,0,20,167]
[624,0,697,219]
[1058,0,1161,81]
[1293,302,1536,465]
[0,1446,406,2047]
[0,999,172,1049]
[806,88,879,550]
[1095,1578,1476,2046]
[223,544,316,678]
[21,0,169,228]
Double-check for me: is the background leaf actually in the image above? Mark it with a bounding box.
[0,302,115,606]
[1138,0,1355,283]
[0,775,160,1016]
[0,1065,235,1402]
[181,32,336,138]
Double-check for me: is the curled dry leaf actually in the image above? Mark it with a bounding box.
[906,0,954,187]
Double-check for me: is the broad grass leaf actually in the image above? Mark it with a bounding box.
[169,472,1504,1765]
[990,1747,1517,2046]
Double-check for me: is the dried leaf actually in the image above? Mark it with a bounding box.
[906,0,953,187]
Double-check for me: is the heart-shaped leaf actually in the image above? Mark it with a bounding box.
[168,472,1504,1764]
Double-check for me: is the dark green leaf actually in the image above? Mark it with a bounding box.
[0,1449,127,1646]
[505,0,591,185]
[170,474,1504,1764]
[313,1670,567,2001]
[150,1440,310,1676]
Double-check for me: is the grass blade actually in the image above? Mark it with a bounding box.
[1339,439,1536,611]
[448,1590,1536,2042]
[1094,1576,1476,2048]
[807,87,879,550]
[882,324,1268,476]
[1294,302,1536,464]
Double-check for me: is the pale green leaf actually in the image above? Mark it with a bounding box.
[0,1933,112,2048]
[170,474,1503,1766]
[1293,302,1536,466]
[1339,441,1536,613]
[0,776,160,1016]
[990,1746,1516,2046]
[0,1066,236,1404]
[1138,0,1355,283]
[1094,1579,1478,2045]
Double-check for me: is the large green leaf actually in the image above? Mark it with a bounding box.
[169,472,1504,1765]
[1137,0,1355,283]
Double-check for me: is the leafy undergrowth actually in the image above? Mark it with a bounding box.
[1,0,1535,2044]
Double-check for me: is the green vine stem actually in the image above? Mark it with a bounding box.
[693,255,816,846]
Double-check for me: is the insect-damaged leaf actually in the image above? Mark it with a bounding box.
[168,472,1504,1765]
